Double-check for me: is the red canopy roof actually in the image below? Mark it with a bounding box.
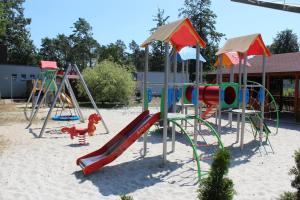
[141,18,206,51]
[216,33,271,57]
[40,60,58,70]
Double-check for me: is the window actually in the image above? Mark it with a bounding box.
[11,74,17,80]
[21,74,26,81]
[30,74,35,79]
[283,79,295,97]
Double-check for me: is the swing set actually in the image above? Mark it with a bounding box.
[25,61,109,137]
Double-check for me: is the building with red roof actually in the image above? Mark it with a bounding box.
[208,51,300,121]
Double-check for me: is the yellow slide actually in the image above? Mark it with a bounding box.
[60,93,74,108]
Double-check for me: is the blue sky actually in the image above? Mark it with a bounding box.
[24,0,300,49]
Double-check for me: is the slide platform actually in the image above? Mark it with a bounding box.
[76,110,160,175]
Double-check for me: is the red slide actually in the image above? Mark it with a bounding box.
[201,104,217,120]
[76,110,161,175]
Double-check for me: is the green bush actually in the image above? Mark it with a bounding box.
[78,60,135,105]
[278,149,300,200]
[198,148,235,200]
[120,195,134,200]
[291,150,300,199]
[278,192,297,200]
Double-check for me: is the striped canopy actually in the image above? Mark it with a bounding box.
[214,52,251,68]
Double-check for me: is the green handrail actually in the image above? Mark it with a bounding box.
[185,115,224,149]
[168,119,202,181]
[168,115,224,181]
[247,80,279,136]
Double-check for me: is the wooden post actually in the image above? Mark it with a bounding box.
[162,42,170,164]
[194,44,200,146]
[266,74,270,92]
[143,45,149,156]
[171,50,177,152]
[295,74,299,121]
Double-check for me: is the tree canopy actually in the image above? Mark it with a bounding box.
[179,0,224,71]
[0,2,8,37]
[0,0,37,65]
[70,18,100,70]
[149,8,170,71]
[98,40,129,65]
[270,29,299,54]
[129,40,144,72]
[39,18,101,70]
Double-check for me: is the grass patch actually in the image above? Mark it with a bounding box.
[0,103,27,124]
[0,103,18,112]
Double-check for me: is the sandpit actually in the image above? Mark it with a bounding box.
[0,105,299,200]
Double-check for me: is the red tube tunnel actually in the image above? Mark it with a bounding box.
[185,85,236,106]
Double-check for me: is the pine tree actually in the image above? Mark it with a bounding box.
[290,150,300,199]
[70,18,100,70]
[149,8,169,71]
[0,0,37,65]
[270,29,299,54]
[97,39,130,66]
[179,0,224,71]
[0,2,8,36]
[129,40,145,72]
[120,195,134,200]
[277,149,300,200]
[198,148,235,200]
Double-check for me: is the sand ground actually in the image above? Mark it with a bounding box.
[0,103,299,200]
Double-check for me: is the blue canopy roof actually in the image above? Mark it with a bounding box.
[177,47,206,62]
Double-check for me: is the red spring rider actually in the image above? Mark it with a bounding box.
[61,113,101,145]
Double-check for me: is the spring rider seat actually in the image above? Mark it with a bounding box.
[61,113,101,145]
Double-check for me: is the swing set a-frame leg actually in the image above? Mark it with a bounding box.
[65,78,85,123]
[26,74,56,129]
[38,64,72,137]
[73,64,109,134]
[25,77,39,120]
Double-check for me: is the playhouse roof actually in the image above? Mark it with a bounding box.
[141,18,206,51]
[216,33,271,57]
[40,60,58,70]
[214,52,251,68]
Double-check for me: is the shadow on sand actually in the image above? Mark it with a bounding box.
[73,155,189,196]
[144,127,266,169]
[28,127,70,139]
[67,143,90,147]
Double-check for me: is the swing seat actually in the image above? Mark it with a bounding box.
[52,115,80,121]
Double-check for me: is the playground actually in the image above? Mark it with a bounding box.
[1,1,300,199]
[0,104,299,200]
[0,32,297,198]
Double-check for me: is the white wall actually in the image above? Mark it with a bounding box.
[136,71,189,95]
[0,65,41,98]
